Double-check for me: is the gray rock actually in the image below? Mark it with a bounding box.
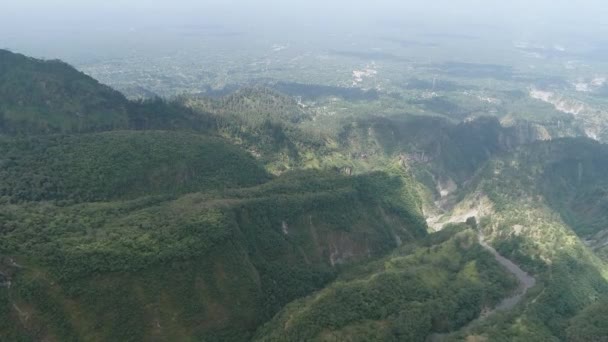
[0,272,10,288]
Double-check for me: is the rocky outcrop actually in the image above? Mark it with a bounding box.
[340,166,353,176]
[529,88,587,116]
[0,272,10,288]
[499,120,552,149]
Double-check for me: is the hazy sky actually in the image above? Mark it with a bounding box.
[4,0,607,20]
[4,0,608,30]
[2,0,608,61]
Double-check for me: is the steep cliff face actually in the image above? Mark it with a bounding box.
[498,120,552,148]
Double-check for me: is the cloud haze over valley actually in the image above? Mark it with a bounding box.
[2,1,608,341]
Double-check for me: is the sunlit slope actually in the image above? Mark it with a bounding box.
[434,138,608,341]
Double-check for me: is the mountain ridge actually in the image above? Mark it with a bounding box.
[1,49,608,341]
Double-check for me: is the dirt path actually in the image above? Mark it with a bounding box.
[428,231,536,341]
[478,230,536,311]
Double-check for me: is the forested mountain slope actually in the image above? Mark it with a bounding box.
[0,169,428,341]
[1,49,608,342]
[254,226,518,341]
[0,50,431,341]
[0,49,221,135]
[0,50,130,133]
[0,131,270,202]
[432,138,608,341]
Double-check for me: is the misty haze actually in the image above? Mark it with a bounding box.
[1,1,608,341]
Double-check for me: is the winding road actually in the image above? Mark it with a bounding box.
[428,231,536,342]
[478,230,536,312]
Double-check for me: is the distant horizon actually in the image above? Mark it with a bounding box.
[2,0,608,62]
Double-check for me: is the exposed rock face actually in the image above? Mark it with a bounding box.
[499,121,552,149]
[528,87,608,143]
[327,232,370,267]
[529,88,587,115]
[437,178,457,198]
[406,151,431,163]
[0,272,10,288]
[341,167,353,176]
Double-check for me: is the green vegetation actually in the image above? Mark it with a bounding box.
[0,130,269,202]
[566,299,608,342]
[2,48,608,342]
[438,138,608,341]
[254,228,517,341]
[0,50,129,133]
[478,138,608,238]
[0,166,427,340]
[334,115,534,185]
[181,87,329,174]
